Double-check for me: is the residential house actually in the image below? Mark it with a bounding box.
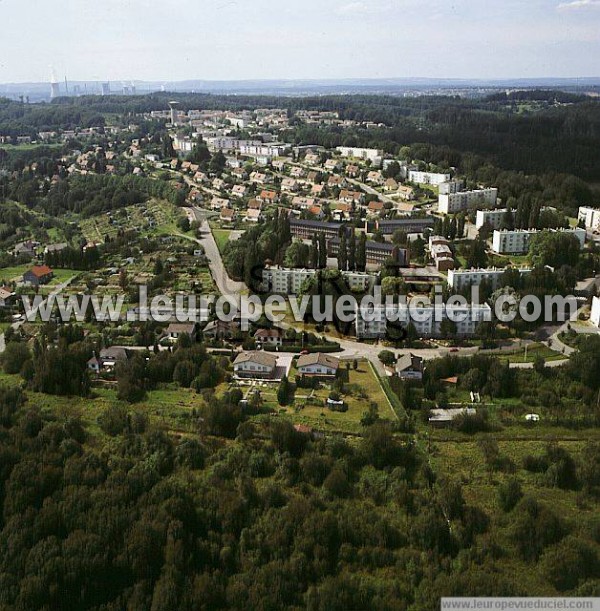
[202,319,240,341]
[220,208,238,223]
[366,170,384,185]
[345,164,360,178]
[307,205,325,220]
[254,327,284,347]
[257,190,278,205]
[367,201,384,214]
[339,189,364,205]
[13,240,38,258]
[231,184,247,198]
[291,196,317,210]
[44,243,68,255]
[396,354,424,380]
[245,209,264,223]
[211,197,230,211]
[311,184,326,197]
[333,203,352,220]
[165,322,197,342]
[384,178,399,192]
[0,286,15,308]
[297,353,340,377]
[87,346,129,373]
[247,198,263,210]
[396,185,415,201]
[23,265,54,287]
[281,177,298,192]
[327,175,346,188]
[233,351,278,379]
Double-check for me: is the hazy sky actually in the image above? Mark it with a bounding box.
[0,0,599,82]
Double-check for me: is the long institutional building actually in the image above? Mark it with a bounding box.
[262,267,374,295]
[373,217,436,235]
[448,267,532,291]
[492,227,586,254]
[438,187,499,214]
[289,219,410,265]
[355,303,492,339]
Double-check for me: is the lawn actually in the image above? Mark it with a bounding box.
[498,343,565,364]
[272,359,396,433]
[213,229,231,253]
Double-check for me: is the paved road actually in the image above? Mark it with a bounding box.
[187,207,246,297]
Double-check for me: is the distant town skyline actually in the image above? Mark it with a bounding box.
[0,0,599,83]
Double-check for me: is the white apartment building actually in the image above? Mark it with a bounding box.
[408,170,451,186]
[239,143,289,158]
[337,146,383,164]
[492,229,537,254]
[492,227,586,254]
[447,267,532,291]
[439,188,498,215]
[439,180,465,195]
[578,207,600,231]
[172,135,194,153]
[591,296,600,328]
[262,267,373,295]
[344,271,375,292]
[262,268,315,295]
[204,137,262,152]
[476,208,507,230]
[355,303,492,339]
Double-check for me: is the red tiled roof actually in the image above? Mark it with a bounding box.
[29,265,53,278]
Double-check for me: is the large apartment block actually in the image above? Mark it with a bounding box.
[239,143,289,157]
[262,267,373,295]
[492,227,586,254]
[439,180,465,195]
[439,188,498,215]
[408,170,451,186]
[578,207,600,231]
[336,146,383,163]
[447,267,532,291]
[475,208,507,230]
[355,303,492,339]
[591,296,600,329]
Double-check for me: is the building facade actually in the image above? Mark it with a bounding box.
[408,170,451,186]
[355,303,492,339]
[438,188,498,215]
[492,227,586,254]
[578,207,600,231]
[448,267,532,291]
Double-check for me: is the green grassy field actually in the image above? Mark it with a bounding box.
[498,343,565,364]
[272,360,396,433]
[212,229,231,253]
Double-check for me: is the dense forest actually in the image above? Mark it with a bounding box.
[1,388,599,610]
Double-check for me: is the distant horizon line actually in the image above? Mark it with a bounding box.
[2,75,600,87]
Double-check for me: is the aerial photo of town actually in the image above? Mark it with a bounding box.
[1,1,600,610]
